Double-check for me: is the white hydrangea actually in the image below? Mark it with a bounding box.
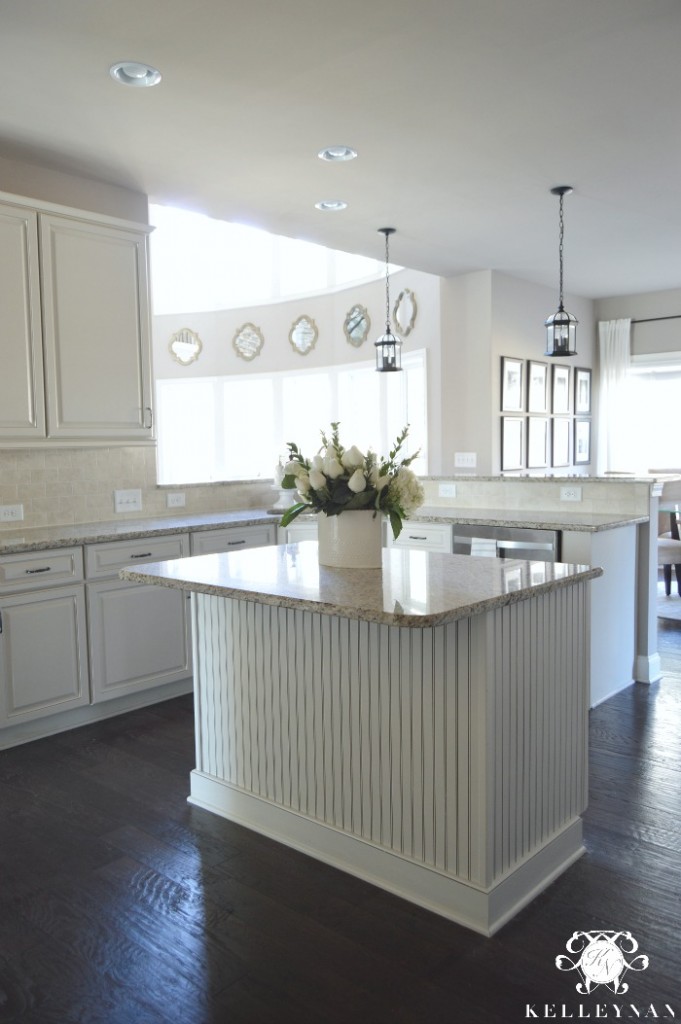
[387,467,424,517]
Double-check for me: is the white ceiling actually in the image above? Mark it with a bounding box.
[2,0,680,299]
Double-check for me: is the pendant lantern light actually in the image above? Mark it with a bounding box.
[545,186,578,357]
[375,227,402,372]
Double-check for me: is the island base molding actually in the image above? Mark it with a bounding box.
[189,770,584,936]
[190,586,590,935]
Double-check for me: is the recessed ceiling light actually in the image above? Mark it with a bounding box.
[315,200,348,212]
[109,61,162,87]
[318,146,357,162]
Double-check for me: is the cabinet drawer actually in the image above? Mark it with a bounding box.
[190,524,276,556]
[387,521,453,552]
[0,546,84,593]
[85,533,189,579]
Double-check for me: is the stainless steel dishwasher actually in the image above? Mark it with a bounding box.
[452,524,560,561]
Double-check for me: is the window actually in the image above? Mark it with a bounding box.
[626,357,681,470]
[156,351,428,484]
[149,204,396,315]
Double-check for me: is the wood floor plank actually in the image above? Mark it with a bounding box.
[1,653,681,1020]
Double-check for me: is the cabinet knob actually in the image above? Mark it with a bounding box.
[144,406,153,429]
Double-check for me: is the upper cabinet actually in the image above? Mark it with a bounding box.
[0,194,154,446]
[0,204,46,440]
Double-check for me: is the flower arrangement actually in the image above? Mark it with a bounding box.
[279,423,424,539]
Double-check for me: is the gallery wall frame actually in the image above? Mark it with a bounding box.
[574,418,592,464]
[551,417,571,468]
[501,416,525,471]
[552,364,571,415]
[527,360,548,414]
[574,367,592,414]
[527,416,549,469]
[501,356,525,412]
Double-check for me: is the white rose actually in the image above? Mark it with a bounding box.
[285,460,304,477]
[309,469,327,491]
[341,445,365,471]
[311,454,324,471]
[296,473,311,494]
[347,468,367,493]
[370,467,390,491]
[323,457,344,479]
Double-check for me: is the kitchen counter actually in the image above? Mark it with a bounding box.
[120,542,601,628]
[0,510,280,554]
[122,541,598,935]
[0,504,648,556]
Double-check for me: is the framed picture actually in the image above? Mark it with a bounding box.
[574,418,591,464]
[552,364,571,414]
[527,416,549,468]
[527,360,548,414]
[574,367,592,414]
[551,417,571,468]
[501,416,525,471]
[501,357,524,412]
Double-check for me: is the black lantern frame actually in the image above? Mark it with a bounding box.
[545,186,578,357]
[375,227,403,372]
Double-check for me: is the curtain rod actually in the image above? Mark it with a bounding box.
[631,314,681,324]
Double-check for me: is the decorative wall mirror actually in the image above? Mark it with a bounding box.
[289,315,318,355]
[393,288,417,337]
[169,327,202,365]
[343,304,371,347]
[233,322,265,361]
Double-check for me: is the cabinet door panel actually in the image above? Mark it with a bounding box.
[0,204,45,438]
[0,586,89,725]
[87,579,190,701]
[40,215,152,439]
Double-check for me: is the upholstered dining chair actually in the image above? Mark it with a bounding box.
[658,533,681,596]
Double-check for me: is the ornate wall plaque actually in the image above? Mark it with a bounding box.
[343,304,371,347]
[233,322,265,361]
[393,288,417,336]
[289,315,318,355]
[169,327,202,365]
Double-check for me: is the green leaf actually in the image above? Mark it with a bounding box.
[281,474,298,488]
[389,511,403,539]
[280,503,310,527]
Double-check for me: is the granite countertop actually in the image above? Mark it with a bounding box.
[411,506,649,532]
[0,510,281,555]
[119,543,603,628]
[0,504,648,557]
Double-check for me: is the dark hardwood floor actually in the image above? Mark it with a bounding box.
[1,624,681,1023]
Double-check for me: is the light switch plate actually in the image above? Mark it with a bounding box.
[454,452,477,468]
[439,483,457,498]
[560,485,582,502]
[0,503,24,522]
[167,492,186,509]
[114,488,143,513]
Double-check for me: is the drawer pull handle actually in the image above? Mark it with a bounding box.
[228,539,246,546]
[130,552,153,559]
[408,535,427,541]
[25,566,52,575]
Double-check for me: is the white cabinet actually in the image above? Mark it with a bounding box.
[40,214,153,441]
[86,534,191,702]
[0,547,89,726]
[190,523,277,555]
[0,203,45,440]
[277,519,319,544]
[0,192,153,446]
[386,521,453,552]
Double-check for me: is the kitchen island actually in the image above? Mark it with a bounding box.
[122,543,601,936]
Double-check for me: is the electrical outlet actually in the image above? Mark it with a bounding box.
[0,503,24,522]
[439,483,457,498]
[167,492,186,509]
[114,488,143,513]
[560,485,582,502]
[454,452,477,469]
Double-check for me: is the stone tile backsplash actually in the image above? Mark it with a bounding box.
[0,447,277,530]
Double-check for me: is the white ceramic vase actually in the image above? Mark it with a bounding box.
[317,510,383,568]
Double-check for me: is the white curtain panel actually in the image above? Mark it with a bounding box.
[597,318,631,473]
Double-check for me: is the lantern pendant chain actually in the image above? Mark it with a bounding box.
[558,193,565,310]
